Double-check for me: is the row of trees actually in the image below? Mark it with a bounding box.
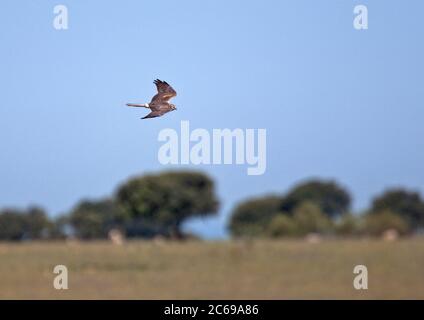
[229,180,424,238]
[1,171,424,240]
[0,171,219,240]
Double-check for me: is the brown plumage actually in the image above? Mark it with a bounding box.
[126,79,177,119]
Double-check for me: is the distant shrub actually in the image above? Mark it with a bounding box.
[68,199,123,239]
[371,188,424,229]
[281,179,351,218]
[229,195,282,237]
[335,213,364,236]
[291,202,333,236]
[266,214,298,238]
[364,210,410,236]
[0,207,51,241]
[265,202,335,238]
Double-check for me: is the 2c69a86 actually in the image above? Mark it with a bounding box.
[208,304,259,316]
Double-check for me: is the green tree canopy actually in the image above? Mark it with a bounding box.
[364,210,410,236]
[0,209,26,240]
[25,207,52,239]
[266,202,334,238]
[335,213,364,236]
[371,188,424,228]
[266,214,298,238]
[281,179,351,218]
[68,198,123,239]
[116,171,219,238]
[291,202,333,235]
[0,206,51,241]
[228,195,282,237]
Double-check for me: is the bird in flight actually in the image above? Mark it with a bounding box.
[126,79,177,119]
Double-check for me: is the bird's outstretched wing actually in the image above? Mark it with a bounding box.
[142,111,163,119]
[151,79,177,103]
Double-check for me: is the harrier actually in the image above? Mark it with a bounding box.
[126,79,177,119]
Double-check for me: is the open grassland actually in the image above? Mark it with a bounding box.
[0,238,423,299]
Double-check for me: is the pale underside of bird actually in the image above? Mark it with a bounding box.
[126,79,177,119]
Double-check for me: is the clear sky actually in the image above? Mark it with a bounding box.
[1,1,423,238]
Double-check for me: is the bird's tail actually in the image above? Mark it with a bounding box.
[126,103,150,108]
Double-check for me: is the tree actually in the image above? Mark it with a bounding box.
[228,195,282,237]
[266,214,298,238]
[291,202,333,236]
[0,209,26,241]
[49,216,68,239]
[364,210,410,236]
[335,213,364,236]
[25,207,51,239]
[68,198,124,239]
[281,179,351,218]
[116,171,219,238]
[0,206,51,241]
[371,189,424,228]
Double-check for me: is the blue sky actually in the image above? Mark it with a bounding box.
[1,1,423,238]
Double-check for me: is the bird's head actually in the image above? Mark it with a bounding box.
[170,104,177,111]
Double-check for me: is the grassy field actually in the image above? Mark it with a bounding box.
[0,238,423,299]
